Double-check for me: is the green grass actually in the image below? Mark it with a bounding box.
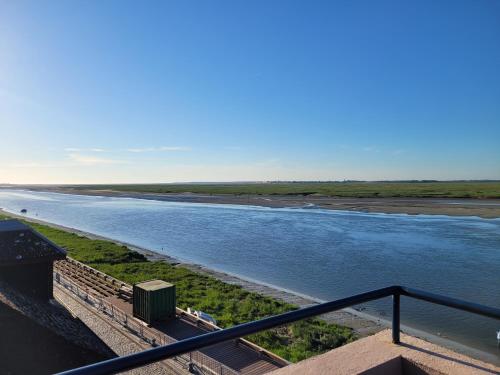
[0,213,355,362]
[67,181,500,199]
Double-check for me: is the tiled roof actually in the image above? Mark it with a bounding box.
[0,220,66,265]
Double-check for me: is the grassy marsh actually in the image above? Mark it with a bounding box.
[67,181,500,199]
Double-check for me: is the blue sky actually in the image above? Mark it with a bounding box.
[1,0,499,183]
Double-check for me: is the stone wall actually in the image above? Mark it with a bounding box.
[0,280,114,357]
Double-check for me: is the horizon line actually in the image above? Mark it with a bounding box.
[1,179,500,186]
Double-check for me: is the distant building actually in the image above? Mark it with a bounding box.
[0,220,66,300]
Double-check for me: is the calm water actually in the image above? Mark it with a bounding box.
[1,189,500,361]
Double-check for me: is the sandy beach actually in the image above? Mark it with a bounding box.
[19,186,500,219]
[2,206,499,366]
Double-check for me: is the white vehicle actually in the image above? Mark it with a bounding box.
[187,307,217,325]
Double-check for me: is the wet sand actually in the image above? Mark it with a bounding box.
[20,187,500,219]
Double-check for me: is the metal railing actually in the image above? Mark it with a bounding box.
[54,272,238,375]
[58,285,500,375]
[57,257,132,292]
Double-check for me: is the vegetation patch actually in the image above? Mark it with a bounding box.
[0,213,355,362]
[68,181,500,199]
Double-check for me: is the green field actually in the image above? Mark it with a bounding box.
[69,181,500,199]
[0,213,354,362]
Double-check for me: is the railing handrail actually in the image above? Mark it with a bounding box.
[57,285,500,375]
[59,258,131,290]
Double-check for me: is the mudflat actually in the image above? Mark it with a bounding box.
[24,186,500,219]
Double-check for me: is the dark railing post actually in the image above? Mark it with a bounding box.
[392,292,400,344]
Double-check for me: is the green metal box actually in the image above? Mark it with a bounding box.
[133,280,176,324]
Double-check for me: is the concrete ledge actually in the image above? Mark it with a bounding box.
[268,330,500,375]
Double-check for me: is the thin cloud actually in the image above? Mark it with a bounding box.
[64,146,190,153]
[68,153,126,166]
[64,147,106,152]
[126,146,191,153]
[5,162,60,168]
[159,146,191,151]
